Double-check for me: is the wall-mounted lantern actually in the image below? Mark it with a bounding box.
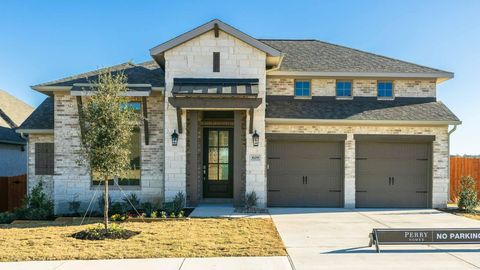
[252,130,260,147]
[171,130,179,146]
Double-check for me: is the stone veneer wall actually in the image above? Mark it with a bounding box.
[51,93,164,214]
[266,78,436,97]
[265,124,450,208]
[27,134,54,199]
[163,29,268,206]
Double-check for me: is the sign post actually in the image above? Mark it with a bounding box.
[369,228,480,253]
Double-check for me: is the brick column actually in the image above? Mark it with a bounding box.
[344,134,356,208]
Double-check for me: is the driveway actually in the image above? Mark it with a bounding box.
[270,208,480,270]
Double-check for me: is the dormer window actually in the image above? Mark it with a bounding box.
[336,80,352,98]
[377,80,394,99]
[294,80,311,97]
[213,52,220,72]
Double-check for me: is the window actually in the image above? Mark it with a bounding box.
[377,80,394,98]
[336,81,352,98]
[92,102,142,186]
[213,52,220,72]
[35,143,54,175]
[294,80,311,97]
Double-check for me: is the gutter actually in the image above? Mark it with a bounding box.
[15,129,54,134]
[447,124,459,202]
[266,53,285,72]
[266,118,462,126]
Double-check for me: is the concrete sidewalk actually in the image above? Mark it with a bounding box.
[0,256,293,270]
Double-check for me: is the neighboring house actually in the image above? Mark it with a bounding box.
[0,90,34,176]
[17,19,460,214]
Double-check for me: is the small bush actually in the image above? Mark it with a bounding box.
[72,224,139,240]
[141,202,154,216]
[245,191,258,209]
[164,192,185,213]
[123,193,140,211]
[160,211,167,218]
[177,210,184,218]
[68,195,81,215]
[110,202,126,215]
[169,212,176,218]
[458,175,479,213]
[0,212,16,224]
[110,213,126,222]
[16,180,54,220]
[150,211,158,218]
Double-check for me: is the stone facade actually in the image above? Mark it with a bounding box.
[266,78,436,97]
[163,29,268,206]
[31,93,165,214]
[265,123,450,208]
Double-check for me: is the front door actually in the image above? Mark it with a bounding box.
[203,128,233,198]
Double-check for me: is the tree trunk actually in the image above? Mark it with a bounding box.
[104,176,109,230]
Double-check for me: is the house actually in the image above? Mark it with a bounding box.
[0,90,34,176]
[17,19,460,213]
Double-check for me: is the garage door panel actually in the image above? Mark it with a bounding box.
[267,140,344,207]
[356,141,431,208]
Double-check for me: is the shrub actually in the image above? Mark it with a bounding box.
[141,202,154,216]
[68,195,81,215]
[169,212,176,218]
[123,193,140,211]
[245,191,258,209]
[0,212,16,224]
[110,202,126,215]
[160,211,167,218]
[16,180,54,220]
[177,210,185,218]
[164,192,185,213]
[110,213,126,222]
[458,175,479,213]
[150,211,158,218]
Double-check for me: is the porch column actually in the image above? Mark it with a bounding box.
[344,133,356,208]
[164,90,187,202]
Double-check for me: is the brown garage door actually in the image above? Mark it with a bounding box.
[356,141,431,208]
[267,140,344,207]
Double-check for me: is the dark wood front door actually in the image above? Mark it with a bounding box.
[203,128,234,198]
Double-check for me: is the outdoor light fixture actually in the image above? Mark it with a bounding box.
[171,130,179,146]
[252,130,260,147]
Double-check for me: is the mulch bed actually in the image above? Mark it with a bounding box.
[72,227,140,240]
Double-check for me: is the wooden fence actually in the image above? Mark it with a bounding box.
[450,157,480,202]
[0,174,27,212]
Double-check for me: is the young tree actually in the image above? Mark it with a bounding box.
[80,71,138,230]
[458,175,479,213]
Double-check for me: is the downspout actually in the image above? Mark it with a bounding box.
[447,124,458,204]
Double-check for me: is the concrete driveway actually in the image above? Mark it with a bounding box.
[270,208,480,270]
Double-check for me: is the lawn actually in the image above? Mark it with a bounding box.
[0,218,286,262]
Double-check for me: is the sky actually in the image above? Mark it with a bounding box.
[0,0,479,154]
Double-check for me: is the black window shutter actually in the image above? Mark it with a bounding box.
[35,143,54,175]
[213,52,220,72]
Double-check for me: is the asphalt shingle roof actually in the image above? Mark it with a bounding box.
[260,39,451,74]
[18,97,54,130]
[34,61,164,88]
[266,96,460,122]
[0,126,25,144]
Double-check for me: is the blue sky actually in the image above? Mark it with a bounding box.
[0,0,478,154]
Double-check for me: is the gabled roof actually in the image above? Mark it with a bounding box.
[261,40,453,80]
[266,96,460,125]
[32,61,164,92]
[0,126,25,145]
[0,90,34,128]
[150,19,282,57]
[17,97,54,132]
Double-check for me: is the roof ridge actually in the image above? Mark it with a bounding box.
[258,39,317,41]
[310,39,452,74]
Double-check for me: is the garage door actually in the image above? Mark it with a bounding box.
[267,140,344,207]
[356,141,431,208]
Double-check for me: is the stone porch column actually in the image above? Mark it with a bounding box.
[344,133,356,208]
